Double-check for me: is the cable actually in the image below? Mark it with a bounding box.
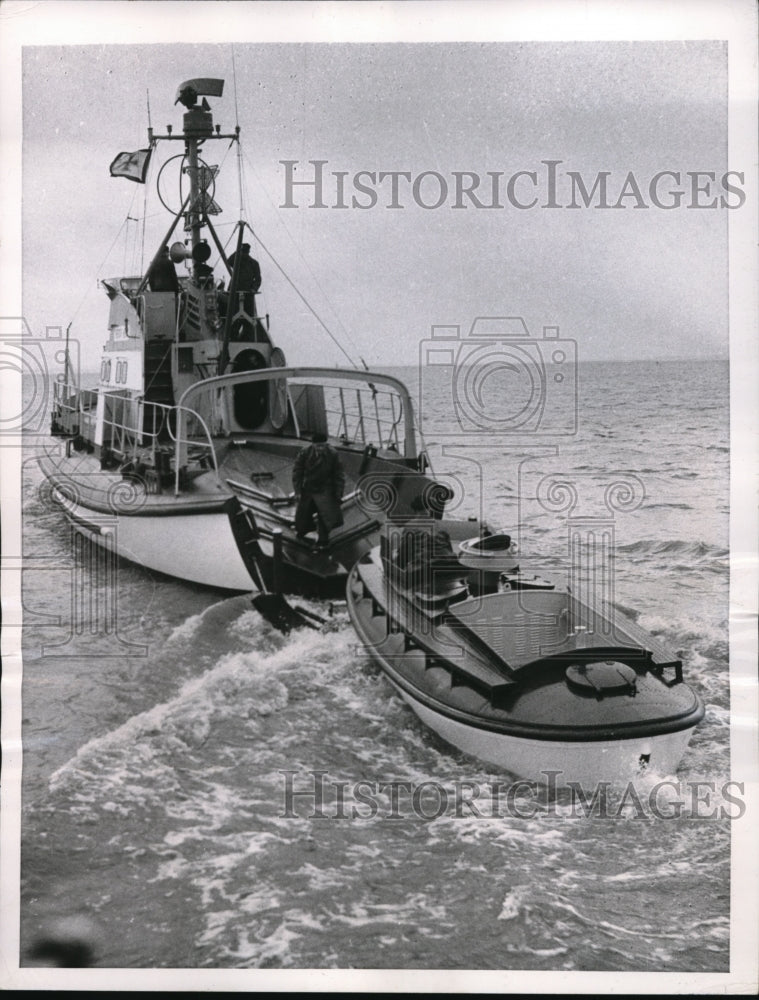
[67,213,133,327]
[250,227,360,368]
[238,143,366,368]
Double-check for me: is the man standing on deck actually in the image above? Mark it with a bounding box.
[292,433,345,549]
[228,243,261,315]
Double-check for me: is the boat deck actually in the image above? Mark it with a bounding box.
[348,554,704,738]
[40,448,232,516]
[221,444,297,500]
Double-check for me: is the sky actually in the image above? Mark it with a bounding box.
[20,36,731,369]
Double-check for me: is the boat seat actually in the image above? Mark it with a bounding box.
[413,578,468,617]
[389,555,465,593]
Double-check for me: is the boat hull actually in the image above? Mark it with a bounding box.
[346,553,704,786]
[388,677,697,786]
[50,484,256,591]
[39,449,372,595]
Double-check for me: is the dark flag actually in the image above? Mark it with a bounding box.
[109,148,152,183]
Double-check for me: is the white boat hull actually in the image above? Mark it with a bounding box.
[388,678,697,787]
[53,489,256,591]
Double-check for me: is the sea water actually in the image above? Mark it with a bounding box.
[18,358,731,970]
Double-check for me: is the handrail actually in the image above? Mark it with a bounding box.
[322,402,399,452]
[176,366,419,459]
[54,379,221,495]
[104,397,220,494]
[167,403,221,494]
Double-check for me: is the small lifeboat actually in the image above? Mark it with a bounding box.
[346,519,705,786]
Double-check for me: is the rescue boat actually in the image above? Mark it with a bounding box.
[41,77,449,600]
[346,519,705,785]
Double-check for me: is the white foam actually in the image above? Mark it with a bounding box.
[498,886,528,921]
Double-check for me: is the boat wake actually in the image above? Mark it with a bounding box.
[22,583,731,971]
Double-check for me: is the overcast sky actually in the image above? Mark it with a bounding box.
[22,39,730,368]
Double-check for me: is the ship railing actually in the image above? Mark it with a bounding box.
[99,398,220,495]
[324,383,406,454]
[177,366,421,462]
[166,404,220,494]
[52,379,98,437]
[52,377,219,494]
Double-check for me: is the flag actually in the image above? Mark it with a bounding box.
[109,148,152,183]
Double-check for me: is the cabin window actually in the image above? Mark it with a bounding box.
[178,347,194,373]
[101,359,112,383]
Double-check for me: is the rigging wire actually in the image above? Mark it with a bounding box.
[231,160,358,367]
[139,146,157,275]
[121,185,140,275]
[209,127,360,370]
[249,225,360,368]
[66,212,134,327]
[238,143,366,369]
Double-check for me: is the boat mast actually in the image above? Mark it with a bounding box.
[176,80,217,283]
[184,117,203,282]
[148,78,236,284]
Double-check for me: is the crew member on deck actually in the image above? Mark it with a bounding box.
[292,433,345,549]
[228,243,262,314]
[196,260,214,288]
[216,277,228,319]
[147,246,179,293]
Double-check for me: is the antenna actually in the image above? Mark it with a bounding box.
[231,46,241,129]
[231,45,245,220]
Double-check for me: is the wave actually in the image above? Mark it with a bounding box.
[616,539,728,560]
[48,607,355,799]
[642,502,694,511]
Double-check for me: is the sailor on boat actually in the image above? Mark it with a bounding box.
[228,242,262,314]
[293,433,346,550]
[147,245,179,293]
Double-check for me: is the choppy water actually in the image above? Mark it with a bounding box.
[19,358,732,970]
